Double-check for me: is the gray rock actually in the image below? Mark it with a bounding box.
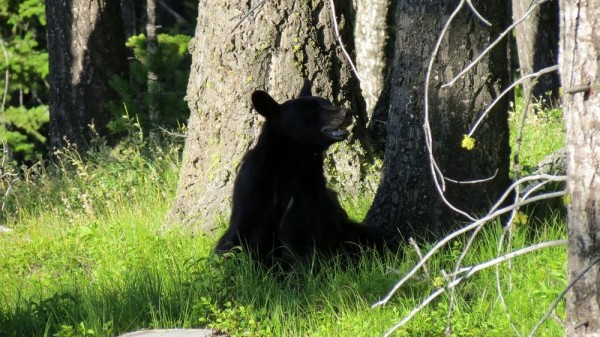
[520,147,567,196]
[532,147,567,176]
[118,329,227,337]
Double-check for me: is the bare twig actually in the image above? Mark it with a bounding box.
[465,0,492,26]
[423,0,476,220]
[373,186,566,308]
[488,174,566,216]
[443,169,498,185]
[467,65,559,138]
[527,256,600,337]
[443,240,567,280]
[444,177,553,335]
[157,125,187,139]
[382,240,566,337]
[409,238,430,280]
[492,180,552,337]
[231,0,269,33]
[157,0,188,24]
[495,78,538,333]
[494,230,523,337]
[513,74,536,182]
[1,37,13,214]
[327,0,377,101]
[383,287,445,337]
[383,0,568,334]
[442,0,550,89]
[421,0,503,222]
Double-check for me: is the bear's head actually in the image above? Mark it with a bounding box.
[251,79,353,149]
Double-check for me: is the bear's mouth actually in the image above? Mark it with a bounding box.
[321,113,353,141]
[321,126,350,141]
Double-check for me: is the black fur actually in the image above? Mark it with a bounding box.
[215,80,379,264]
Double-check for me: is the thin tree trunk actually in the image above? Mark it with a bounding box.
[147,0,160,141]
[512,0,560,106]
[121,0,139,38]
[165,0,371,232]
[560,0,600,334]
[354,0,390,114]
[46,0,127,151]
[364,0,511,240]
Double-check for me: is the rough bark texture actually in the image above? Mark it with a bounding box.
[354,0,390,114]
[560,0,600,334]
[46,0,127,150]
[512,0,560,105]
[166,0,371,232]
[364,0,511,240]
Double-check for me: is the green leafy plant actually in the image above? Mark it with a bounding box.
[54,323,96,337]
[108,33,192,136]
[0,0,49,163]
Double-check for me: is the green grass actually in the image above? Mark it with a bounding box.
[0,195,567,337]
[0,101,568,336]
[509,95,565,173]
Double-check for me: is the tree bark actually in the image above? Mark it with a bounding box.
[560,0,600,334]
[512,0,560,106]
[166,0,371,232]
[364,0,511,240]
[46,0,128,151]
[354,0,390,114]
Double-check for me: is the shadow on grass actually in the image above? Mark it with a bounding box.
[0,267,197,337]
[0,249,406,337]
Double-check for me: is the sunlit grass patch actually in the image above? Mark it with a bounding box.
[0,100,568,336]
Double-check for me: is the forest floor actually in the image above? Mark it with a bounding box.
[0,102,567,337]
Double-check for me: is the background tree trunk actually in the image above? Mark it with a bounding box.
[146,0,160,141]
[354,0,390,114]
[121,0,141,38]
[560,0,600,334]
[166,0,371,232]
[46,0,127,151]
[364,0,511,240]
[512,0,560,106]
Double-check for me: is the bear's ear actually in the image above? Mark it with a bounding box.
[298,79,312,97]
[251,90,279,118]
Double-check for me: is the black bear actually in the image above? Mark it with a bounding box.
[215,80,379,264]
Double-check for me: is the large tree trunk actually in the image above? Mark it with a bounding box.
[512,0,560,105]
[166,1,371,232]
[46,0,128,151]
[560,0,600,334]
[364,0,511,240]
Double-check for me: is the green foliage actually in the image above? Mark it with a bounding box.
[0,0,49,162]
[109,33,192,135]
[54,322,97,337]
[509,89,565,174]
[2,105,48,154]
